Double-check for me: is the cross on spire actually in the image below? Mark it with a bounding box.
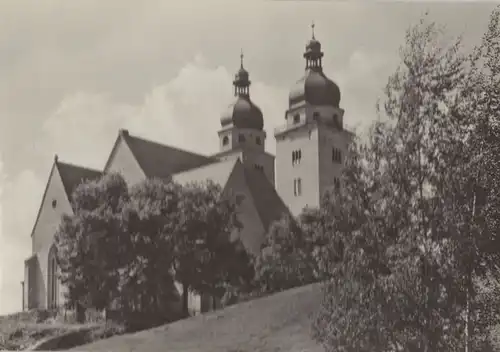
[311,21,315,39]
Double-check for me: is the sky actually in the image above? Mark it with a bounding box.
[0,0,497,315]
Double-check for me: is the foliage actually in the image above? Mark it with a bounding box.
[55,173,129,316]
[55,174,252,322]
[117,178,181,315]
[310,12,500,351]
[452,6,500,349]
[171,181,252,313]
[255,209,328,294]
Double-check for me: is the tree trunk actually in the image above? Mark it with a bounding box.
[465,187,477,352]
[76,302,85,323]
[182,283,189,317]
[465,286,471,352]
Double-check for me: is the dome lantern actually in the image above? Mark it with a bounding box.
[304,22,324,70]
[233,49,251,97]
[288,23,341,108]
[220,51,264,131]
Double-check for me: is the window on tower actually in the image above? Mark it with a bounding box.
[333,177,341,191]
[332,148,342,164]
[292,149,302,166]
[294,178,302,197]
[222,136,229,146]
[256,136,262,145]
[238,134,246,143]
[293,114,300,124]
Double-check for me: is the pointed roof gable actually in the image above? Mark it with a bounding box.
[243,167,292,231]
[173,156,291,233]
[106,129,216,179]
[29,156,102,237]
[56,160,102,200]
[172,158,239,187]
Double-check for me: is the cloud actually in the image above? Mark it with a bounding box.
[39,54,288,168]
[0,54,287,315]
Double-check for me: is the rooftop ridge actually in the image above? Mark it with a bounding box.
[55,159,102,175]
[125,131,216,161]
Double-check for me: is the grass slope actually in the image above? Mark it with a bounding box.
[67,283,325,352]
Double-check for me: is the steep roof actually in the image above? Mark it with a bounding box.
[243,167,291,231]
[56,160,102,200]
[172,157,290,232]
[120,130,216,179]
[172,158,239,187]
[29,156,102,238]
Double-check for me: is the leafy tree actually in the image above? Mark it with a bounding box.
[54,172,129,322]
[451,6,500,349]
[56,174,251,322]
[171,180,250,315]
[312,14,480,351]
[118,178,182,318]
[254,207,333,294]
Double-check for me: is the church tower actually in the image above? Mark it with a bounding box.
[274,24,354,216]
[216,51,275,185]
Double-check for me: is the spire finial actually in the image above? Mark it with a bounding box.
[240,49,244,69]
[311,21,316,39]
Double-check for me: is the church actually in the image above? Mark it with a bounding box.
[22,27,354,314]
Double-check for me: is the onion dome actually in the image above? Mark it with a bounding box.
[289,23,341,108]
[220,51,264,130]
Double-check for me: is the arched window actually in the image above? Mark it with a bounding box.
[222,136,229,146]
[47,245,58,309]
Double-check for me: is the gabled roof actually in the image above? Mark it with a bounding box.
[172,158,239,187]
[109,129,216,179]
[56,160,102,200]
[29,156,102,238]
[243,167,291,231]
[173,156,290,232]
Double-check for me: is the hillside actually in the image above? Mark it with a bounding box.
[67,283,325,352]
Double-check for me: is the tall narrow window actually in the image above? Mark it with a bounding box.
[238,134,246,143]
[222,136,229,146]
[294,178,302,196]
[48,245,58,309]
[292,149,302,166]
[293,114,300,124]
[256,136,262,145]
[332,148,342,164]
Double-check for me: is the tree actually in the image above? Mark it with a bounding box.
[54,172,129,322]
[118,178,182,318]
[56,173,251,322]
[451,6,500,349]
[171,180,250,315]
[312,14,478,351]
[255,208,331,294]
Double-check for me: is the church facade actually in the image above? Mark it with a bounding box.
[22,28,354,314]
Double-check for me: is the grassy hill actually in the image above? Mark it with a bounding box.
[67,283,325,352]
